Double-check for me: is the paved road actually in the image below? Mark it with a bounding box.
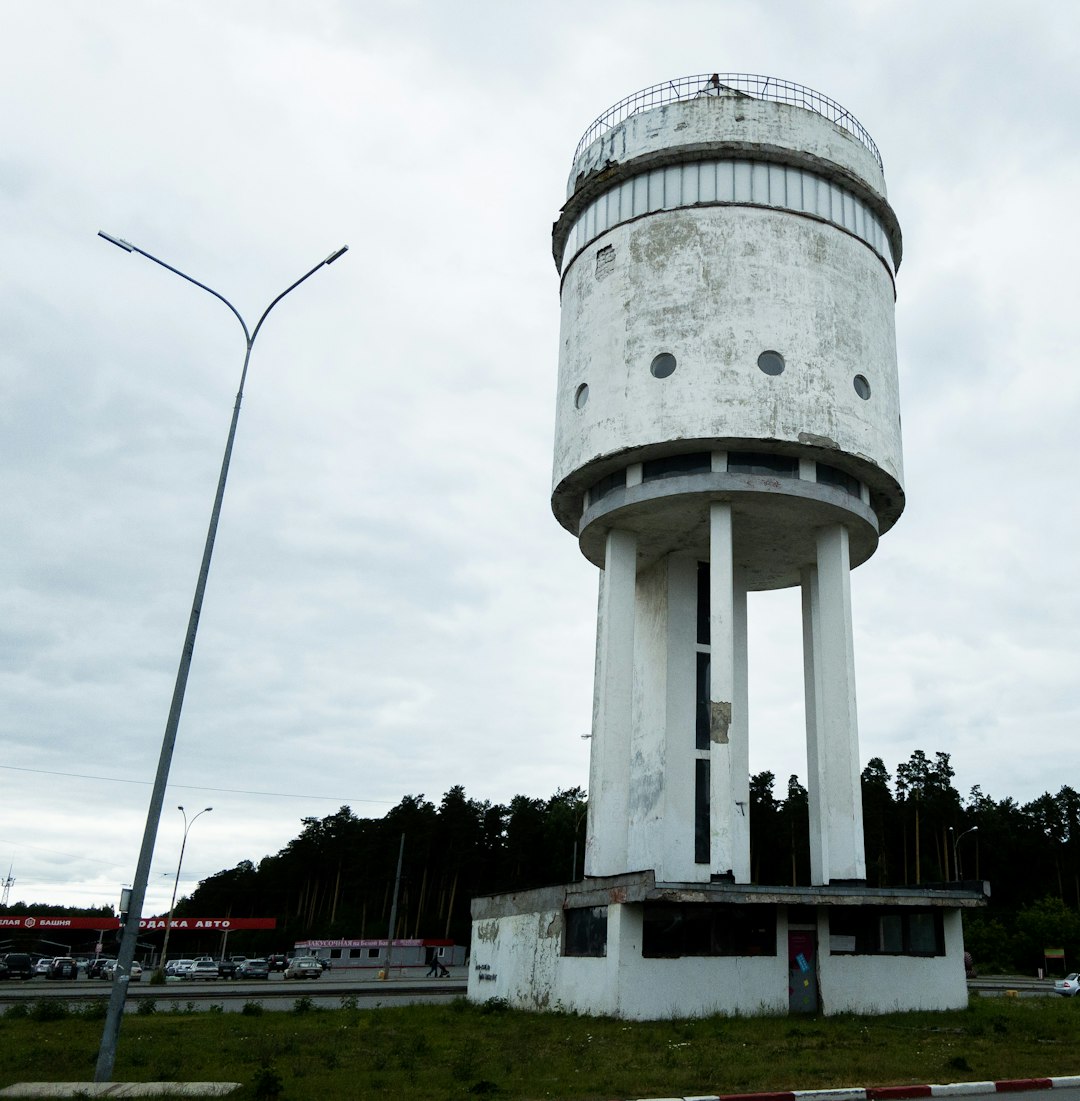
[0,972,1064,1015]
[0,971,468,1014]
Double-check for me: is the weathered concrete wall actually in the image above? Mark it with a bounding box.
[468,908,619,1015]
[468,904,787,1019]
[817,910,970,1014]
[610,904,788,1018]
[566,96,891,212]
[552,204,902,537]
[469,910,566,1012]
[469,902,970,1019]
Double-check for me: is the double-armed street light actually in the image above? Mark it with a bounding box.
[159,805,213,971]
[93,233,347,1083]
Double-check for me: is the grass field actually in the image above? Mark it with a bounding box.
[2,993,1079,1100]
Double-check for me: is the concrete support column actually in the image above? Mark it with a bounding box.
[709,503,750,881]
[731,568,750,881]
[801,524,866,884]
[658,557,698,881]
[801,565,826,884]
[586,527,637,877]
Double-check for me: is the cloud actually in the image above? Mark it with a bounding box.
[1,0,1077,911]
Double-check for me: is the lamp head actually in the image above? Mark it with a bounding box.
[98,231,134,252]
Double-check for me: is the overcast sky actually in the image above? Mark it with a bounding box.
[2,1,1078,915]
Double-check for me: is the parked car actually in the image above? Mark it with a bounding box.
[283,956,323,980]
[32,957,53,977]
[189,959,219,981]
[1054,973,1080,997]
[217,956,248,979]
[46,957,78,980]
[164,958,194,977]
[99,959,143,982]
[87,957,114,979]
[1,953,33,980]
[267,954,288,972]
[237,958,269,980]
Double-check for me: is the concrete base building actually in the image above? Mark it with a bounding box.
[469,75,986,1018]
[472,874,983,1018]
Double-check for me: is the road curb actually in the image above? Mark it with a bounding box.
[623,1078,1080,1101]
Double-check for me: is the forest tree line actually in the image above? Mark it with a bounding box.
[11,750,1076,971]
[169,749,1080,972]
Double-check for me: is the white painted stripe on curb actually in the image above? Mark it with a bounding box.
[1047,1079,1080,1090]
[793,1091,868,1101]
[930,1085,997,1096]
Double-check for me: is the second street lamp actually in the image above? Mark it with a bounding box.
[952,826,979,881]
[93,235,347,1083]
[159,805,213,971]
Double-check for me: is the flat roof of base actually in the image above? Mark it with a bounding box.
[471,871,989,920]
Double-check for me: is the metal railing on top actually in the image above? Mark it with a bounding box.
[573,74,881,169]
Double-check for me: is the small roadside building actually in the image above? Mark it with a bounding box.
[293,937,466,973]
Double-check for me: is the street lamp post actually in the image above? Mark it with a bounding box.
[159,805,212,971]
[93,234,347,1083]
[951,826,979,881]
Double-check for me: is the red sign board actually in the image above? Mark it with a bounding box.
[0,917,114,930]
[0,916,276,931]
[138,918,276,931]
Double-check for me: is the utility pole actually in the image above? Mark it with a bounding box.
[383,834,405,976]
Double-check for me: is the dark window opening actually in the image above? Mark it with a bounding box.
[587,469,626,506]
[727,451,798,477]
[651,352,677,378]
[816,463,861,499]
[642,452,711,481]
[757,350,785,376]
[564,906,608,957]
[695,759,710,864]
[695,654,711,751]
[829,907,945,956]
[696,561,710,645]
[643,902,776,957]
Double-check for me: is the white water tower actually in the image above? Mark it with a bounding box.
[552,73,903,887]
[469,76,985,1019]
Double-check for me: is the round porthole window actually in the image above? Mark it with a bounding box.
[650,352,677,379]
[853,374,871,399]
[757,350,785,376]
[574,383,590,409]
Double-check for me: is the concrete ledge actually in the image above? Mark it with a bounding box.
[0,1084,240,1098]
[471,872,991,920]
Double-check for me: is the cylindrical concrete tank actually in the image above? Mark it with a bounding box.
[552,74,903,589]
